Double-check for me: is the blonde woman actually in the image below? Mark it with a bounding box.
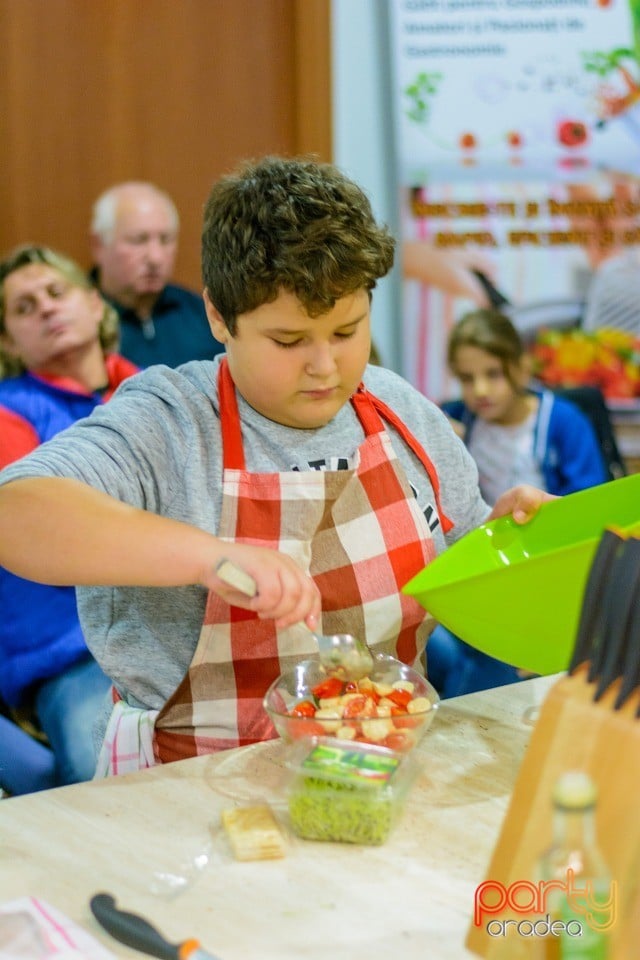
[0,245,138,786]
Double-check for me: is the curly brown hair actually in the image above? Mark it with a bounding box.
[0,244,119,379]
[201,155,395,334]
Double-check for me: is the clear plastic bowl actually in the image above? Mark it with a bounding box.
[263,653,439,753]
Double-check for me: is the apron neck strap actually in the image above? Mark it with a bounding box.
[218,362,386,471]
[353,386,454,535]
[218,364,453,535]
[219,358,246,470]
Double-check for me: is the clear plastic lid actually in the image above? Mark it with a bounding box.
[285,737,416,795]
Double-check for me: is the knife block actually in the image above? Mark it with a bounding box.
[466,665,640,959]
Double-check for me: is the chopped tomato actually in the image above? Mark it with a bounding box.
[311,677,344,700]
[341,695,368,718]
[287,719,327,740]
[392,713,421,730]
[383,731,412,752]
[283,670,431,748]
[290,700,316,718]
[387,688,412,709]
[360,697,379,718]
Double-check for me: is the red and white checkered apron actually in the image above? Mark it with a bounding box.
[95,360,453,775]
[152,359,452,763]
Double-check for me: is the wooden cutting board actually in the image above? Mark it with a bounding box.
[466,666,640,959]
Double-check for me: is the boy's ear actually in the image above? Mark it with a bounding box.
[203,290,229,344]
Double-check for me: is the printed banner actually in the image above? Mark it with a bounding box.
[390,0,640,399]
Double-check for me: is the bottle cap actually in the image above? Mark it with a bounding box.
[552,770,597,809]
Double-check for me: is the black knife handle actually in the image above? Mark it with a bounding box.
[472,270,511,310]
[594,536,640,701]
[90,893,180,960]
[569,528,621,677]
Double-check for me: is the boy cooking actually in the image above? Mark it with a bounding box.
[0,156,549,774]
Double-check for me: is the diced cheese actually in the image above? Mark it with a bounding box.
[392,680,415,694]
[361,717,395,741]
[318,696,343,710]
[335,725,357,740]
[314,708,342,732]
[372,681,393,697]
[407,696,431,714]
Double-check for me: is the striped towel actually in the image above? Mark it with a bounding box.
[94,700,159,778]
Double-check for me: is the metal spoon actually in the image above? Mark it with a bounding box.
[215,558,374,680]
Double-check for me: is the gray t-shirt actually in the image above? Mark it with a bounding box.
[468,411,544,506]
[0,358,489,726]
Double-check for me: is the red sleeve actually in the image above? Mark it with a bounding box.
[0,406,40,468]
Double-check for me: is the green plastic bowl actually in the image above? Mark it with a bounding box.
[402,474,640,675]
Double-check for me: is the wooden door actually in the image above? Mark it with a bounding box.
[0,0,331,290]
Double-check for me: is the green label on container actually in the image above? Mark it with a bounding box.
[301,743,400,786]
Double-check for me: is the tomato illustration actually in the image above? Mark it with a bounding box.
[506,130,523,147]
[459,132,477,149]
[557,120,588,148]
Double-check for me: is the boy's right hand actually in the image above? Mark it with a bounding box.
[203,545,321,631]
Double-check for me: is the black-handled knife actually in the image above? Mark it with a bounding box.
[90,894,221,960]
[472,270,511,310]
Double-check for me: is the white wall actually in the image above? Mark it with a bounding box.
[331,0,402,372]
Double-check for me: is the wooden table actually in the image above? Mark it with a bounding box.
[0,676,557,960]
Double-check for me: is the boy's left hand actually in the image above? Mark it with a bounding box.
[488,485,557,525]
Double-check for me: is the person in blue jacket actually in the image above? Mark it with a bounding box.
[0,713,56,796]
[428,307,609,698]
[0,244,139,787]
[90,181,225,369]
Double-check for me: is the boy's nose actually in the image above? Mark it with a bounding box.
[305,342,337,376]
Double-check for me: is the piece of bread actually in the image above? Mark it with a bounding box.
[221,804,286,861]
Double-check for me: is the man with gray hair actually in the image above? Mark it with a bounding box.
[90,181,224,367]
